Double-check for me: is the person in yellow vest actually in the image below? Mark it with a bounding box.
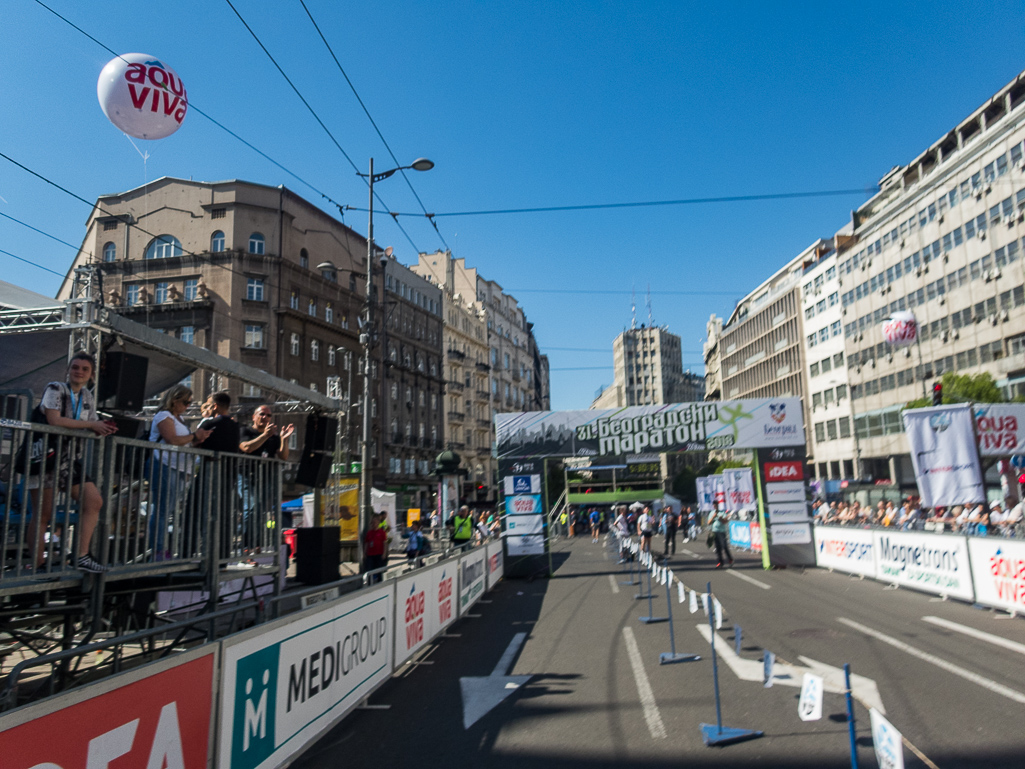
[449,505,475,548]
[558,509,569,538]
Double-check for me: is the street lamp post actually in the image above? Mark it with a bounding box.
[357,156,434,571]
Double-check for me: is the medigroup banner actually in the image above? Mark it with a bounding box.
[903,405,985,508]
[495,398,806,459]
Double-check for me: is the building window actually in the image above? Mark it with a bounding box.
[103,220,118,231]
[300,248,309,269]
[328,345,336,366]
[809,362,819,377]
[180,325,194,345]
[145,234,182,260]
[814,422,826,442]
[826,420,838,440]
[246,278,264,301]
[290,332,300,356]
[311,339,320,362]
[210,207,226,219]
[290,291,300,310]
[183,279,198,301]
[249,233,266,255]
[308,298,317,317]
[211,230,225,252]
[125,284,140,306]
[103,242,116,262]
[325,303,333,323]
[154,282,169,303]
[244,324,264,349]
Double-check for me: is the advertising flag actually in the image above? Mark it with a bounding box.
[903,405,985,508]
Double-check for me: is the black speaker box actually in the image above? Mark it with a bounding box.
[296,526,340,585]
[303,413,338,453]
[296,451,332,487]
[98,351,149,411]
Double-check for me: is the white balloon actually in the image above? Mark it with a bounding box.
[97,53,187,140]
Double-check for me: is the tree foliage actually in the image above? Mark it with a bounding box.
[904,371,1006,409]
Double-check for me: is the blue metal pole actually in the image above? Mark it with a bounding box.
[707,581,723,734]
[844,663,859,769]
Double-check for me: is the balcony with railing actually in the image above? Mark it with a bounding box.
[447,410,465,422]
[446,348,466,362]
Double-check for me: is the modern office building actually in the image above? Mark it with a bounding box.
[591,325,693,408]
[839,70,1025,488]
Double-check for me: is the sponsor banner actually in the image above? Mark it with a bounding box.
[764,480,805,504]
[506,494,542,514]
[728,521,752,550]
[503,474,541,495]
[975,403,1025,456]
[870,708,905,769]
[873,530,973,600]
[770,523,811,545]
[505,514,544,535]
[507,534,545,556]
[486,540,504,589]
[723,468,756,511]
[749,521,762,553]
[764,460,803,483]
[495,398,806,459]
[882,311,917,348]
[711,474,726,507]
[459,548,487,613]
[696,476,714,512]
[219,586,393,769]
[903,405,985,508]
[967,537,1025,613]
[813,526,876,577]
[767,502,809,524]
[394,564,454,666]
[0,647,216,769]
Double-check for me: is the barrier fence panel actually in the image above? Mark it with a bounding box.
[459,546,487,615]
[872,528,974,601]
[394,561,457,666]
[1,418,102,588]
[486,539,504,588]
[967,537,1025,614]
[813,526,876,577]
[0,645,219,769]
[218,584,394,769]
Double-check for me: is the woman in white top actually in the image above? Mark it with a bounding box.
[148,385,210,558]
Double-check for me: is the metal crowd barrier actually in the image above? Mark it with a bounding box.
[1,421,283,595]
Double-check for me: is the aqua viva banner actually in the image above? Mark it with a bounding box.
[495,398,805,459]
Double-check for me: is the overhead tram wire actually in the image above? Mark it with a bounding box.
[511,288,739,296]
[297,0,450,252]
[223,0,425,255]
[0,247,66,279]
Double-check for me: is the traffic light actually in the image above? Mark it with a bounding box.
[932,382,943,406]
[1019,472,1025,486]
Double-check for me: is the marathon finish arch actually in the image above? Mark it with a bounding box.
[495,398,814,568]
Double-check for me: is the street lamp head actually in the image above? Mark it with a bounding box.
[410,158,434,172]
[315,261,335,271]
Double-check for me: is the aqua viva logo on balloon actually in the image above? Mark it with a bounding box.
[97,53,187,140]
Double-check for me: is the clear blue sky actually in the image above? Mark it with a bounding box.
[2,1,1023,409]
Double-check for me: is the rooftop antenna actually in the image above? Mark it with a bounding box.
[631,286,637,330]
[646,284,653,327]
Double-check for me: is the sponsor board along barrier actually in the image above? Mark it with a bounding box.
[813,525,1022,610]
[0,544,504,769]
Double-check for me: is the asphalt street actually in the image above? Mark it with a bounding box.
[292,534,1025,769]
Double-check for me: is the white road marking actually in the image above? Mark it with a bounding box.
[726,569,771,590]
[838,617,1025,705]
[922,615,1025,656]
[608,574,620,594]
[622,627,667,739]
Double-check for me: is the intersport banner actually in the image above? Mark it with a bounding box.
[903,405,985,508]
[967,537,1025,613]
[873,529,973,600]
[813,526,876,577]
[495,398,805,459]
[974,403,1025,456]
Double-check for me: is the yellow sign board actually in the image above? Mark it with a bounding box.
[406,508,421,527]
[319,478,361,541]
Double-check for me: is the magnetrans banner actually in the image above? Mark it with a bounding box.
[967,538,1025,613]
[394,564,456,666]
[495,398,805,459]
[219,585,393,769]
[459,548,487,613]
[874,530,973,600]
[0,647,216,769]
[813,526,876,577]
